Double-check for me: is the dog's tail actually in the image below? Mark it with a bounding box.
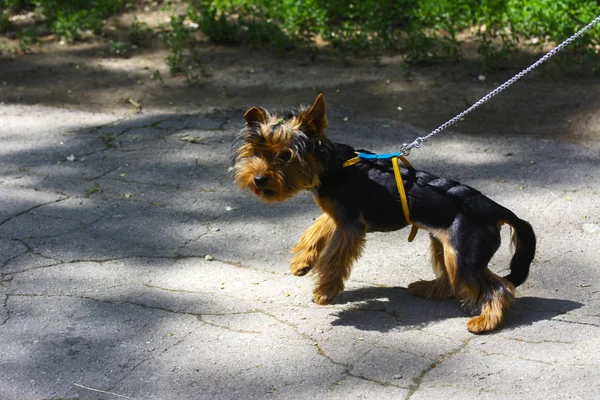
[501,211,536,287]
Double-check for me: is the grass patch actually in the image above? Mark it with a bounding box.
[190,0,600,68]
[2,0,127,41]
[1,1,599,77]
[158,12,208,84]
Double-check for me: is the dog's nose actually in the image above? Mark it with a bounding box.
[253,175,268,187]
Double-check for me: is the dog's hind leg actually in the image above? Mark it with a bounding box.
[407,235,454,300]
[448,221,515,333]
[461,268,515,333]
[290,213,336,276]
[312,220,366,305]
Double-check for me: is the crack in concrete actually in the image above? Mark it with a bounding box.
[554,317,600,328]
[143,283,211,296]
[2,254,273,283]
[0,197,70,227]
[144,276,304,316]
[105,330,193,395]
[327,337,453,392]
[371,342,439,363]
[142,283,277,308]
[2,114,229,219]
[416,327,469,343]
[327,374,398,395]
[260,310,338,356]
[85,166,121,181]
[70,110,140,135]
[0,239,65,280]
[83,112,227,155]
[0,255,174,281]
[0,239,29,269]
[61,113,189,163]
[199,255,288,276]
[327,375,350,393]
[257,310,409,390]
[7,291,301,338]
[261,310,364,388]
[472,347,599,368]
[405,338,472,399]
[6,292,262,321]
[175,229,209,257]
[149,114,229,131]
[501,335,596,345]
[199,314,265,335]
[339,346,411,390]
[0,294,9,327]
[111,177,180,189]
[356,375,409,389]
[13,212,110,241]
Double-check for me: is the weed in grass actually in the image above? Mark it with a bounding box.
[159,15,189,74]
[4,0,125,42]
[17,32,35,53]
[159,13,207,82]
[129,16,150,45]
[0,13,11,34]
[151,69,164,83]
[109,40,127,57]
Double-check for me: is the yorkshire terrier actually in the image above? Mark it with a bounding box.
[232,94,536,333]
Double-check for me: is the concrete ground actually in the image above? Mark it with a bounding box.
[1,93,600,399]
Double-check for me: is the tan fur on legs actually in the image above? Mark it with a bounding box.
[290,213,336,276]
[462,269,515,333]
[408,235,454,300]
[410,232,515,333]
[312,225,366,305]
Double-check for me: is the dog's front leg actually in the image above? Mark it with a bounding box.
[312,220,366,305]
[290,213,336,276]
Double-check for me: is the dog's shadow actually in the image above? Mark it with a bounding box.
[330,286,583,332]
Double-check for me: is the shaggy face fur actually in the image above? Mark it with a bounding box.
[232,101,327,202]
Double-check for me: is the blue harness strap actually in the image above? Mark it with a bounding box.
[343,151,404,166]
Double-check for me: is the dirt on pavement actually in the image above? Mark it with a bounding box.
[1,31,599,144]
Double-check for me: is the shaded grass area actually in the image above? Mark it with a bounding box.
[2,1,600,70]
[190,0,600,68]
[1,0,126,41]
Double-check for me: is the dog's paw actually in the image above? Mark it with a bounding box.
[290,262,312,276]
[407,280,431,297]
[312,293,333,305]
[466,315,500,334]
[407,279,453,300]
[312,283,343,305]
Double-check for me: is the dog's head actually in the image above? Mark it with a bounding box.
[232,94,328,202]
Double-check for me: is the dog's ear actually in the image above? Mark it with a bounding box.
[300,94,328,137]
[244,107,267,125]
[307,93,327,132]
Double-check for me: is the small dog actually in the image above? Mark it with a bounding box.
[232,94,536,333]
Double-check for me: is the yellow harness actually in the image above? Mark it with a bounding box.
[343,153,419,242]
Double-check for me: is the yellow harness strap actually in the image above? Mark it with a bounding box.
[343,153,418,242]
[342,156,361,167]
[392,156,419,242]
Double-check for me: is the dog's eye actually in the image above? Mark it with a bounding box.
[277,150,294,163]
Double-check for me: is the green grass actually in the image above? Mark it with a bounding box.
[190,0,600,68]
[1,0,126,41]
[158,13,208,84]
[1,0,599,73]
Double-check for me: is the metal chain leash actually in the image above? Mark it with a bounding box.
[400,13,600,156]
